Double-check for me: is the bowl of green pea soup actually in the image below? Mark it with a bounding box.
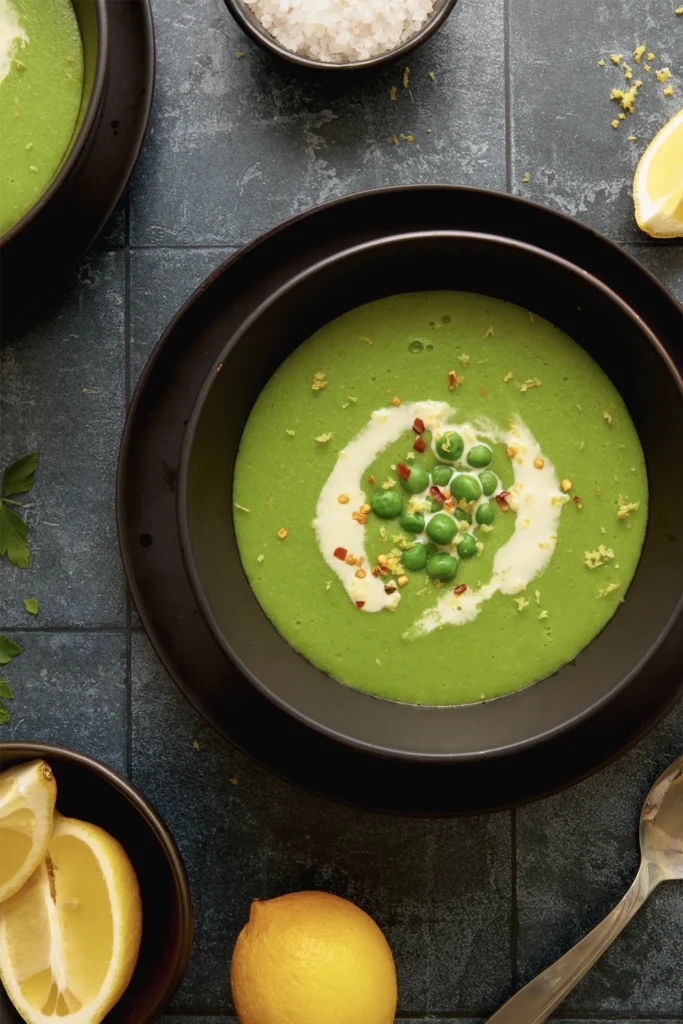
[0,0,107,240]
[178,227,683,763]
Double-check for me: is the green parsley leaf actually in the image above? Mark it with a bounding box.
[2,452,37,499]
[24,597,38,616]
[0,678,13,700]
[0,635,23,665]
[0,503,30,568]
[0,705,9,725]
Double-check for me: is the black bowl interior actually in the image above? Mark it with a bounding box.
[0,743,192,1024]
[180,232,683,761]
[1,0,107,244]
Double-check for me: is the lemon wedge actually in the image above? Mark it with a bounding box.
[0,760,57,903]
[0,813,142,1024]
[634,106,683,236]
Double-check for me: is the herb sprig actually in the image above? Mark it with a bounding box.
[0,452,38,568]
[0,635,22,724]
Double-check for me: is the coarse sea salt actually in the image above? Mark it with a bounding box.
[243,0,436,63]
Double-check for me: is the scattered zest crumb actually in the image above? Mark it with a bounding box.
[391,133,398,145]
[597,583,621,599]
[603,410,613,425]
[656,67,671,82]
[597,58,605,66]
[505,446,517,459]
[623,63,633,80]
[618,112,626,120]
[633,44,646,63]
[483,325,495,338]
[235,50,245,58]
[398,575,408,587]
[503,371,514,382]
[522,171,530,182]
[448,370,464,390]
[515,596,530,612]
[400,133,414,142]
[315,432,334,443]
[256,554,265,563]
[389,85,397,101]
[676,6,683,13]
[355,568,367,579]
[312,371,327,391]
[381,478,396,489]
[391,395,401,407]
[533,457,545,470]
[610,53,622,64]
[457,353,470,366]
[664,84,674,96]
[628,134,638,140]
[428,70,436,81]
[612,119,620,128]
[193,739,201,750]
[617,494,640,519]
[534,589,541,605]
[583,544,615,569]
[277,528,288,539]
[516,377,542,392]
[610,81,643,112]
[403,66,410,88]
[337,494,350,504]
[234,503,250,512]
[560,479,572,492]
[538,609,549,620]
[647,52,655,60]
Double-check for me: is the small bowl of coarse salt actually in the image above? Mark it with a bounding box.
[224,0,457,69]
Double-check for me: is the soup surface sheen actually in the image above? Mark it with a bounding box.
[0,0,84,236]
[234,292,647,705]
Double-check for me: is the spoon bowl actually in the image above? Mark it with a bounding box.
[641,754,683,882]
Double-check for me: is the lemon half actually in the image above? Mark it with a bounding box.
[0,813,142,1024]
[231,890,397,1024]
[0,760,57,903]
[634,106,683,237]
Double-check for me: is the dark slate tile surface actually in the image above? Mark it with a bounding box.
[509,0,683,242]
[624,243,683,301]
[130,0,505,246]
[516,698,683,1016]
[0,252,127,629]
[131,633,512,1017]
[1,631,127,774]
[129,247,235,385]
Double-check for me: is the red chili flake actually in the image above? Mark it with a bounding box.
[384,585,397,595]
[397,463,411,481]
[216,363,224,374]
[573,495,583,509]
[413,436,428,453]
[368,474,375,486]
[412,417,425,434]
[448,370,458,389]
[333,547,348,561]
[379,565,389,574]
[355,600,365,609]
[495,490,511,512]
[480,389,487,396]
[454,583,468,595]
[429,485,446,504]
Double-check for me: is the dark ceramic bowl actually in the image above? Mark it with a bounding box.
[0,742,192,1023]
[223,0,457,70]
[177,229,683,764]
[0,0,108,247]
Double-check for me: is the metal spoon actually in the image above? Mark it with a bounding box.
[487,753,683,1024]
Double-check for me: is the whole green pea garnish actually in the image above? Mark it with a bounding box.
[467,444,493,468]
[426,513,457,545]
[399,508,425,534]
[450,474,482,502]
[399,464,429,494]
[476,501,495,526]
[426,551,458,581]
[431,464,453,487]
[453,508,472,525]
[457,533,477,559]
[435,431,464,462]
[371,489,402,519]
[478,470,498,496]
[402,543,428,571]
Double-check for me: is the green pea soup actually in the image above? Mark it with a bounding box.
[0,0,84,236]
[233,292,647,705]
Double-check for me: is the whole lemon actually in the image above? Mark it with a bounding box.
[230,890,397,1024]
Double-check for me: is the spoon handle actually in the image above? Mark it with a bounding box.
[486,862,652,1024]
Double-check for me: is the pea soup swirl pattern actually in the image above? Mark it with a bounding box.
[314,401,565,633]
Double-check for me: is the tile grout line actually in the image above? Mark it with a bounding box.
[503,0,512,195]
[124,208,133,778]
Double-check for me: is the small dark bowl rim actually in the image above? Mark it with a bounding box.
[0,0,109,246]
[178,228,683,762]
[223,0,458,70]
[0,740,193,1017]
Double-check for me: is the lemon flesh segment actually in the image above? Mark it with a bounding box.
[0,760,57,903]
[634,106,683,237]
[0,813,142,1024]
[231,890,397,1024]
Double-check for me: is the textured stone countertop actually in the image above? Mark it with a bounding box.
[1,0,682,1019]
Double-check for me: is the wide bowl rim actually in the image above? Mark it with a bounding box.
[0,0,110,247]
[0,739,194,1017]
[222,0,458,70]
[177,227,683,762]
